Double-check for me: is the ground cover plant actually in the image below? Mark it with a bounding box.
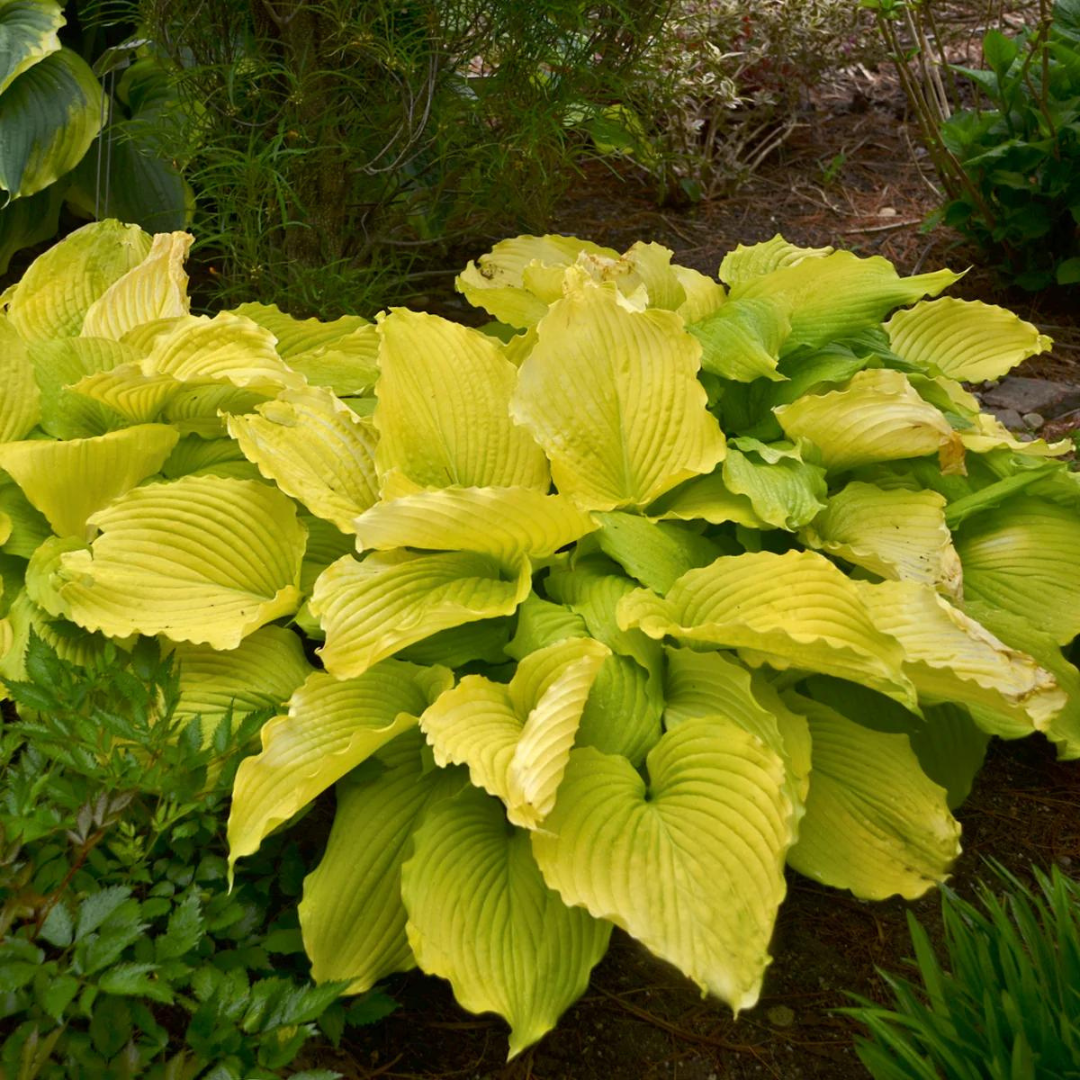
[0,632,392,1079]
[1,221,1079,1062]
[845,862,1080,1078]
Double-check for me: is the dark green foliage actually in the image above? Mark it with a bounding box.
[843,863,1080,1079]
[938,0,1080,289]
[139,0,668,316]
[0,635,392,1080]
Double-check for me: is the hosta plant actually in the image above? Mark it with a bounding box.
[1,221,1079,1059]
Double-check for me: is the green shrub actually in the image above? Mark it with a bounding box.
[863,0,1080,289]
[1,221,1079,1059]
[133,0,669,316]
[0,632,391,1079]
[0,1,188,276]
[844,863,1080,1079]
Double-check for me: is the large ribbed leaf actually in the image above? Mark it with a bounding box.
[0,47,103,199]
[0,316,39,440]
[138,312,304,394]
[783,692,961,900]
[228,386,379,532]
[419,637,608,828]
[645,470,769,529]
[311,550,532,679]
[590,511,728,593]
[65,362,183,425]
[402,786,612,1058]
[0,423,178,539]
[718,236,833,287]
[800,481,963,598]
[28,337,134,438]
[0,474,49,556]
[774,368,964,474]
[619,550,916,707]
[354,487,596,562]
[170,625,312,740]
[80,231,192,341]
[4,220,151,341]
[804,678,990,810]
[299,732,466,992]
[730,250,960,353]
[532,719,793,1012]
[375,309,549,492]
[855,578,1063,733]
[687,297,791,382]
[955,497,1080,646]
[0,1,63,96]
[228,661,451,872]
[455,233,621,327]
[230,302,367,356]
[511,273,726,510]
[663,647,811,809]
[886,297,1052,382]
[57,476,305,647]
[721,438,827,530]
[962,601,1080,761]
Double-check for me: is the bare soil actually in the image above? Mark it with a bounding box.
[307,19,1080,1079]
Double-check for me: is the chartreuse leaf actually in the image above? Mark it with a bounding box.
[352,487,597,563]
[0,423,179,539]
[959,411,1071,457]
[854,579,1064,734]
[28,337,134,438]
[65,361,183,425]
[137,312,304,394]
[80,231,192,341]
[722,438,827,530]
[169,625,312,738]
[0,316,39,440]
[646,470,770,529]
[590,511,727,593]
[782,692,961,900]
[375,308,549,493]
[800,481,963,598]
[730,250,960,353]
[0,511,9,547]
[161,434,254,480]
[663,647,811,810]
[420,637,608,828]
[57,476,305,648]
[299,731,467,993]
[673,264,726,322]
[718,235,833,287]
[775,369,964,475]
[162,382,267,440]
[954,497,1080,646]
[4,220,151,341]
[533,718,793,1011]
[25,534,83,617]
[231,301,367,356]
[577,651,663,767]
[1,588,112,684]
[0,47,103,199]
[506,593,587,659]
[455,233,621,327]
[227,386,379,532]
[885,297,1052,382]
[0,1,64,95]
[398,617,511,667]
[311,550,532,679]
[403,786,612,1059]
[687,297,791,382]
[229,661,452,872]
[511,271,726,510]
[0,473,49,556]
[618,550,917,708]
[961,601,1080,760]
[804,678,990,810]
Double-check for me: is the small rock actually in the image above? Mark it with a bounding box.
[767,1005,796,1028]
[878,206,897,217]
[1022,411,1045,429]
[1059,856,1073,868]
[992,407,1027,431]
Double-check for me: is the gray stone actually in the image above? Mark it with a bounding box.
[980,377,1080,420]
[1022,412,1045,429]
[991,407,1027,431]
